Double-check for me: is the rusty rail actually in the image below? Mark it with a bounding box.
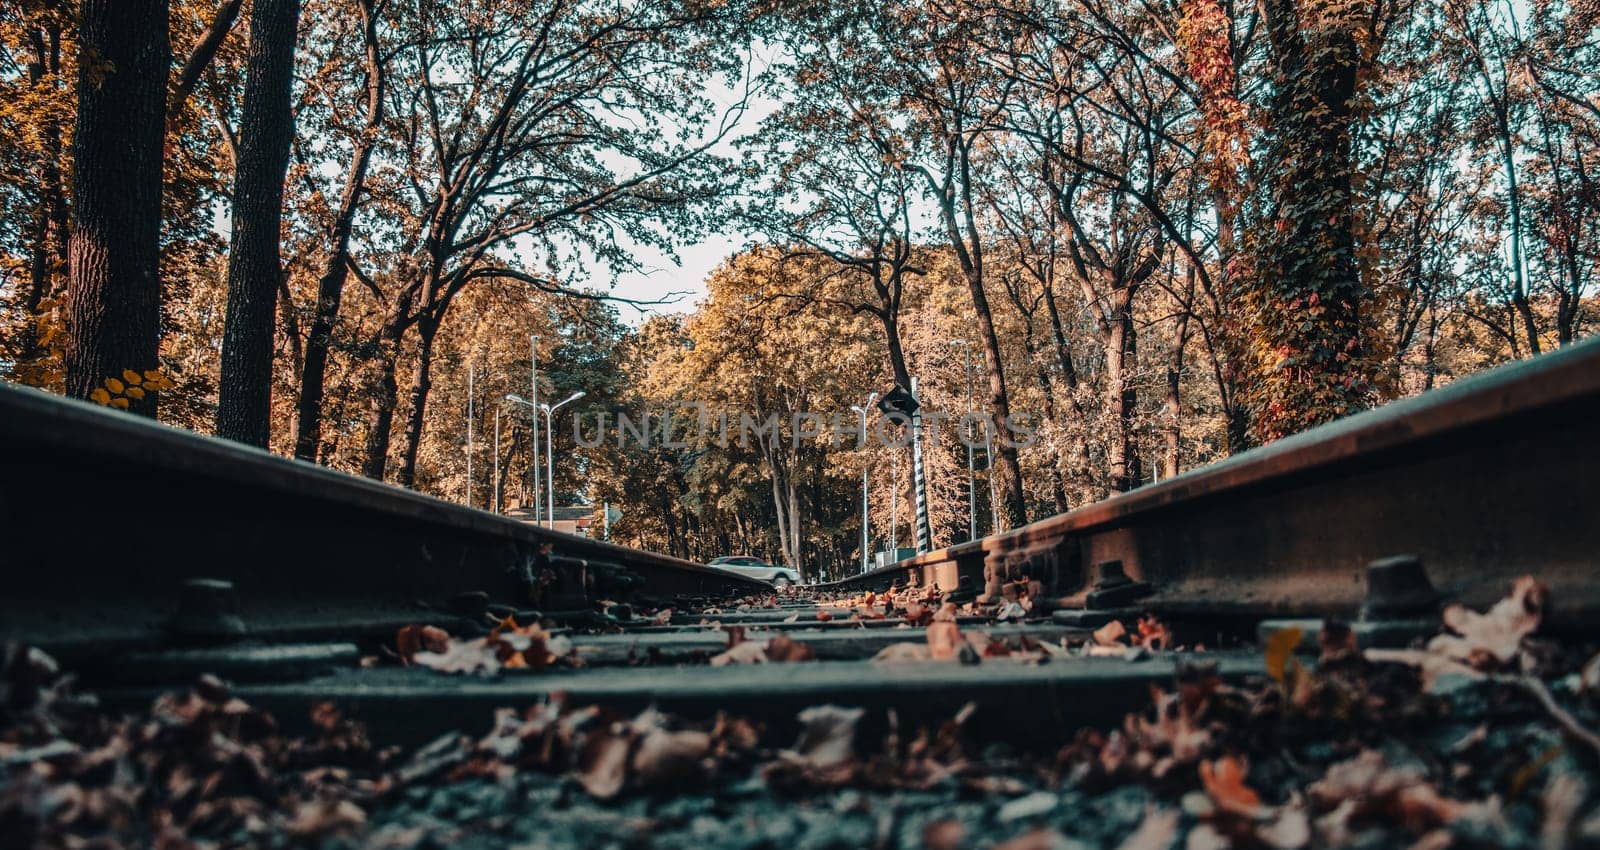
[0,383,770,655]
[819,338,1600,627]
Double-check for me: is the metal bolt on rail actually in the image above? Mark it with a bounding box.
[167,578,247,643]
[1259,555,1444,651]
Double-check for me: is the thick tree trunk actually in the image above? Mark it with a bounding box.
[1104,287,1134,493]
[396,315,442,488]
[294,0,383,460]
[65,0,170,415]
[361,308,409,480]
[1252,0,1376,442]
[217,0,302,446]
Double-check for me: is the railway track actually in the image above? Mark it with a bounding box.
[3,340,1600,849]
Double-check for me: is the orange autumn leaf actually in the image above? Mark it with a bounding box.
[1200,756,1264,815]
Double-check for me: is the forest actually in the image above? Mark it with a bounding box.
[0,0,1595,580]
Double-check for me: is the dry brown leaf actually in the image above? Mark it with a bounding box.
[1200,756,1265,816]
[766,634,816,662]
[1136,616,1171,651]
[1307,751,1471,833]
[577,726,633,798]
[1427,575,1547,669]
[709,641,769,666]
[412,639,500,675]
[927,621,963,660]
[629,727,712,787]
[395,625,450,662]
[789,705,862,769]
[1094,620,1129,647]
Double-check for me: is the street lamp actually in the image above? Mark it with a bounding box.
[849,391,878,574]
[947,339,977,541]
[539,391,586,528]
[529,335,541,523]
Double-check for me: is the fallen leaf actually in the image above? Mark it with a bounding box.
[1135,615,1171,650]
[1265,627,1304,686]
[710,641,769,666]
[1200,756,1264,816]
[1094,620,1128,647]
[630,726,712,788]
[577,726,633,798]
[789,705,862,769]
[996,600,1028,621]
[1428,576,1547,669]
[927,621,963,660]
[766,634,816,662]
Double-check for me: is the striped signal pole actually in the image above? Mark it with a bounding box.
[910,377,932,553]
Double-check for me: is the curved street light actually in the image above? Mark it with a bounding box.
[539,391,586,528]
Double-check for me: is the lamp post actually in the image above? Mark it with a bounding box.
[529,335,540,522]
[539,391,586,528]
[849,391,878,574]
[492,405,501,513]
[947,339,976,541]
[890,445,899,552]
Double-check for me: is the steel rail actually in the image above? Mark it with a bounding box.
[819,337,1600,626]
[0,383,770,654]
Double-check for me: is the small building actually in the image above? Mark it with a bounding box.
[504,504,597,538]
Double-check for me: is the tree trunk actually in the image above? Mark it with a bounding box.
[1165,297,1192,480]
[65,0,170,415]
[1105,286,1134,493]
[217,0,302,446]
[396,314,442,488]
[16,18,67,381]
[1251,0,1376,442]
[294,0,383,460]
[361,309,408,480]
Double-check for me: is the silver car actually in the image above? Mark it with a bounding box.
[707,555,801,588]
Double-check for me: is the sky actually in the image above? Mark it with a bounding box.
[596,47,783,325]
[605,232,747,323]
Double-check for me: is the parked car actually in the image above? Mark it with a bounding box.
[707,555,801,588]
